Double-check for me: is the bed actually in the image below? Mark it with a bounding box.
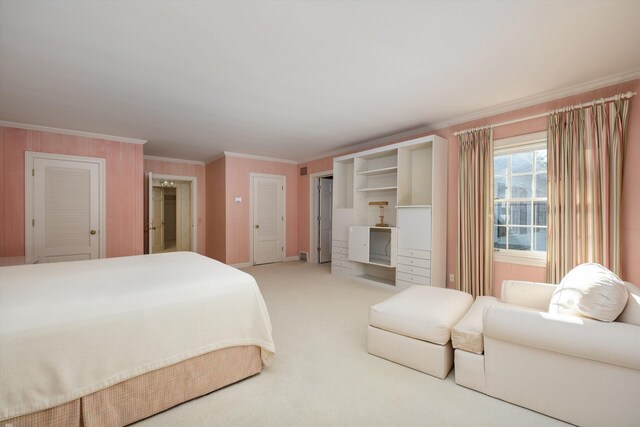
[0,252,276,426]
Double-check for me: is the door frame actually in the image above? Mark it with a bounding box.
[148,173,198,253]
[249,172,286,266]
[308,169,333,263]
[25,151,106,264]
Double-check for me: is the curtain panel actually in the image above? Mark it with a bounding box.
[546,98,630,283]
[456,128,494,297]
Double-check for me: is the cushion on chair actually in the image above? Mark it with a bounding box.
[451,296,498,354]
[369,286,473,345]
[549,263,628,322]
[617,281,640,326]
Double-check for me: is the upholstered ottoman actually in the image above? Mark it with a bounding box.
[367,286,473,379]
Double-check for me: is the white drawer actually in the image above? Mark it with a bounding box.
[332,265,352,277]
[397,256,431,269]
[332,240,348,248]
[332,259,351,269]
[398,248,431,260]
[397,272,431,286]
[332,246,348,255]
[396,279,417,290]
[397,264,430,277]
[332,252,348,261]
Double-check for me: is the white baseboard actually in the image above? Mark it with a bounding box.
[231,257,298,268]
[230,262,252,268]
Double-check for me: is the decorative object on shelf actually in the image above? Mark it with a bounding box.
[369,201,389,227]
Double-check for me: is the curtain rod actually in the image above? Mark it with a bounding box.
[453,91,636,136]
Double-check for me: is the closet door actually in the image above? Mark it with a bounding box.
[252,175,285,265]
[31,156,101,262]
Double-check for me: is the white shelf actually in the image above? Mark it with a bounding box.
[396,205,432,208]
[357,166,398,176]
[357,186,398,192]
[355,274,395,286]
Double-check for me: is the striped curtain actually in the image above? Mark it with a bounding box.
[457,128,494,297]
[546,98,630,283]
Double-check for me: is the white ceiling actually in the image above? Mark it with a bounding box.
[1,1,640,162]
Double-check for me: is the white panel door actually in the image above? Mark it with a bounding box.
[151,187,165,253]
[397,207,432,250]
[176,182,192,251]
[348,226,370,263]
[33,158,100,262]
[147,172,153,253]
[319,178,333,263]
[253,175,285,265]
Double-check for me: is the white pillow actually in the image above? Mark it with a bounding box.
[616,281,640,326]
[549,263,628,322]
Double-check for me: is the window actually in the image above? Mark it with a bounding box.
[493,132,547,266]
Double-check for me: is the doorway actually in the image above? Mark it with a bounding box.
[146,173,197,254]
[251,173,286,265]
[309,170,333,264]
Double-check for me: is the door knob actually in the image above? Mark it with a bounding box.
[90,230,97,235]
[255,225,260,228]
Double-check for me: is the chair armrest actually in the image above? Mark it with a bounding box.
[484,305,640,371]
[500,280,555,310]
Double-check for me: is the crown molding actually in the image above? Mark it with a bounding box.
[205,152,225,164]
[222,151,297,165]
[424,68,640,132]
[143,155,205,165]
[298,69,640,164]
[296,126,432,164]
[0,120,147,144]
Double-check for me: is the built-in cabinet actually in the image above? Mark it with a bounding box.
[331,135,447,288]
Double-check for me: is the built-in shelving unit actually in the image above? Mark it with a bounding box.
[332,135,448,288]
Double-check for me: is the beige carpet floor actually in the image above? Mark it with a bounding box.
[136,261,566,426]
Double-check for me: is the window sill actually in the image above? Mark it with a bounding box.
[494,251,546,267]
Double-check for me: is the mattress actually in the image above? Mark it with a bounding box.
[0,252,276,421]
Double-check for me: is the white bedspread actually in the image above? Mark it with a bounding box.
[0,252,276,421]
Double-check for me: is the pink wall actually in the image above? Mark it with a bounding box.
[224,156,298,265]
[205,157,226,262]
[143,159,206,255]
[297,79,640,294]
[0,126,144,258]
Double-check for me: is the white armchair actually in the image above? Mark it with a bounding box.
[452,279,640,427]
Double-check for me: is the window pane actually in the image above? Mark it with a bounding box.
[511,175,532,198]
[534,228,547,251]
[511,152,533,173]
[494,155,508,175]
[494,226,507,249]
[535,149,547,173]
[495,176,507,199]
[508,227,531,250]
[534,201,547,226]
[509,202,532,226]
[535,173,547,198]
[494,202,506,225]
